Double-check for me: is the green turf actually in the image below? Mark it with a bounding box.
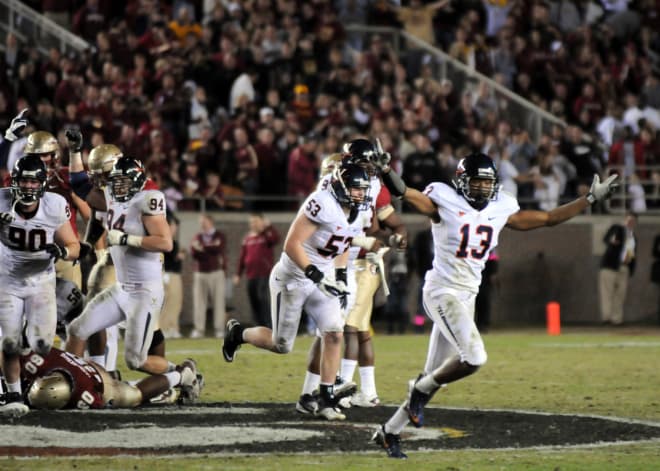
[2,327,660,470]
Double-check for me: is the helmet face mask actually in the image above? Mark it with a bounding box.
[27,373,72,410]
[455,153,499,209]
[11,154,48,204]
[108,156,146,202]
[330,163,371,211]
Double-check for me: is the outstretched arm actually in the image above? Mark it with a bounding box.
[507,173,619,231]
[381,168,437,217]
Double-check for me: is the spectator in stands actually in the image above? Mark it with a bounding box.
[287,131,319,206]
[190,214,228,339]
[402,133,441,192]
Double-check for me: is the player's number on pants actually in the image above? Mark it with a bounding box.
[456,224,493,259]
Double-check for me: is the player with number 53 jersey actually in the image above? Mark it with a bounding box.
[223,162,371,419]
[66,157,172,374]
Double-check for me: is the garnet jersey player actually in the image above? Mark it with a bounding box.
[372,152,619,459]
[21,347,199,410]
[0,155,80,408]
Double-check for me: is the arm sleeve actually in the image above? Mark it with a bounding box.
[70,171,93,200]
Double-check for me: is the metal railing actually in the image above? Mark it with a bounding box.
[0,0,91,56]
[344,25,567,142]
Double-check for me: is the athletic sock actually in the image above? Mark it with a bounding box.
[301,371,321,396]
[385,401,410,435]
[415,374,441,394]
[89,355,106,369]
[164,371,182,388]
[340,359,357,383]
[359,366,377,397]
[7,381,21,394]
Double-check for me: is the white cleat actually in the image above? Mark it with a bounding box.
[350,391,381,408]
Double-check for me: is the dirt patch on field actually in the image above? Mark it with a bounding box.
[1,403,659,457]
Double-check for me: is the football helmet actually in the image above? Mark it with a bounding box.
[108,156,146,202]
[27,373,72,410]
[330,163,371,210]
[341,138,377,176]
[88,144,123,188]
[320,153,343,177]
[24,130,59,171]
[11,154,48,204]
[454,152,499,209]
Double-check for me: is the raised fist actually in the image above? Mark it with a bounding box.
[65,128,83,152]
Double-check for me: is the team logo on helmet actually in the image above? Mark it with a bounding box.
[11,154,48,204]
[342,139,377,176]
[108,156,147,202]
[24,131,59,172]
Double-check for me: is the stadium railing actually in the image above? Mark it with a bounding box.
[0,0,90,56]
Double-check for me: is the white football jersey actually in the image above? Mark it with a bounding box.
[424,183,519,293]
[0,188,70,278]
[103,187,166,284]
[316,173,379,263]
[279,189,366,280]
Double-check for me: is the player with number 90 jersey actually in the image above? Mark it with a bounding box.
[423,183,519,294]
[103,186,166,285]
[20,348,105,409]
[0,188,70,278]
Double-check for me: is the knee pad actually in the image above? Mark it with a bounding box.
[2,337,19,355]
[34,338,52,356]
[273,337,293,354]
[125,351,146,370]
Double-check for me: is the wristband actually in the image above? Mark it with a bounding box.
[335,267,347,285]
[351,236,376,250]
[126,234,143,248]
[382,170,407,199]
[304,264,324,283]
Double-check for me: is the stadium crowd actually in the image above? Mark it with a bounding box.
[0,0,658,212]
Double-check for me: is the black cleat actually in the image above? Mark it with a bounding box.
[295,393,318,415]
[406,375,432,428]
[222,319,243,362]
[372,425,407,459]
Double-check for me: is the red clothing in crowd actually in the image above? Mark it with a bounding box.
[287,145,318,198]
[236,224,280,279]
[191,229,227,273]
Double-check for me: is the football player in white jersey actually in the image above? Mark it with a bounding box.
[223,162,371,419]
[372,152,619,458]
[0,154,80,407]
[66,156,174,375]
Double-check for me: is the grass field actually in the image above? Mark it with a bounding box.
[2,326,660,470]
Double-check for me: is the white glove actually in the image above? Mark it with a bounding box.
[366,247,391,296]
[107,229,143,248]
[4,108,29,142]
[318,275,350,300]
[0,212,14,225]
[586,174,619,204]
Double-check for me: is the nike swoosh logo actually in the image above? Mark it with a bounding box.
[488,217,496,221]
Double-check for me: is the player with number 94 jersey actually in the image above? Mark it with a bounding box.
[103,185,166,285]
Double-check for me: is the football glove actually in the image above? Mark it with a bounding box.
[4,108,29,142]
[335,267,348,309]
[305,264,350,300]
[44,243,68,261]
[107,229,143,248]
[586,174,619,204]
[0,212,14,225]
[65,127,83,152]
